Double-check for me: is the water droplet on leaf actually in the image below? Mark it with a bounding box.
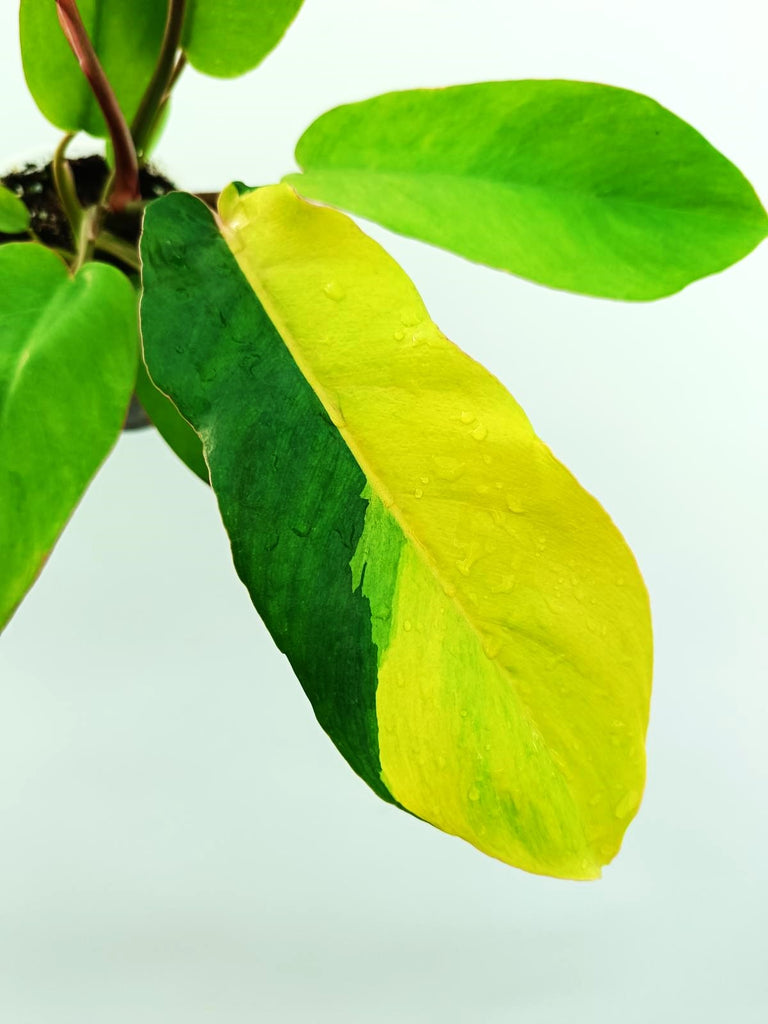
[505,495,524,515]
[482,635,501,659]
[433,456,465,482]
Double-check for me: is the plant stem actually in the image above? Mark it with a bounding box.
[131,0,187,159]
[168,52,188,94]
[195,191,220,208]
[55,0,139,212]
[94,231,141,271]
[73,205,97,272]
[51,133,83,242]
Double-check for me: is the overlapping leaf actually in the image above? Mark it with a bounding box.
[140,185,652,878]
[134,357,208,482]
[286,81,768,300]
[0,244,137,628]
[19,0,166,137]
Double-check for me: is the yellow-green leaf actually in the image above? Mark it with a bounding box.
[286,81,768,300]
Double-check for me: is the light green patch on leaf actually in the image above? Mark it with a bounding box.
[19,0,166,137]
[182,0,304,78]
[349,484,405,661]
[0,243,137,629]
[286,80,768,300]
[0,185,30,234]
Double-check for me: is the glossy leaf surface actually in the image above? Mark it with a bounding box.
[286,81,768,300]
[0,185,30,234]
[140,186,652,878]
[20,0,166,137]
[182,0,304,77]
[0,244,137,628]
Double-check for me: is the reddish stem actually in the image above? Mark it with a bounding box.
[56,0,139,212]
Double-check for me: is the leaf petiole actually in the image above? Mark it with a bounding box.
[94,230,141,271]
[51,132,83,242]
[55,0,139,212]
[131,0,187,159]
[73,205,97,273]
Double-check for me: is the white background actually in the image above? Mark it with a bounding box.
[1,1,767,1021]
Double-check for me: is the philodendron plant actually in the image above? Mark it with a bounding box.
[2,0,766,881]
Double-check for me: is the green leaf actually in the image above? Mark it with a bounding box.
[0,185,30,234]
[0,244,137,629]
[140,186,652,879]
[285,81,768,300]
[19,0,166,137]
[182,0,304,78]
[134,356,209,483]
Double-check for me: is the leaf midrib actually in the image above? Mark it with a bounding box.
[292,166,768,229]
[224,223,599,867]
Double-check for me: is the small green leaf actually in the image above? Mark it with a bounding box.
[285,81,768,300]
[0,185,30,234]
[0,244,137,629]
[182,0,304,77]
[134,356,209,483]
[20,0,166,137]
[140,187,652,879]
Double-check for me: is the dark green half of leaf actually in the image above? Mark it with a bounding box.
[182,0,304,78]
[0,243,137,629]
[140,192,394,803]
[285,80,768,301]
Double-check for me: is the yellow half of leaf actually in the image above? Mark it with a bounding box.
[214,184,652,878]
